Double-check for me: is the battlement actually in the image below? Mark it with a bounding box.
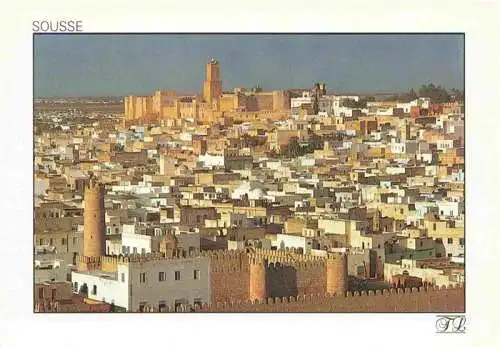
[202,249,249,273]
[201,249,247,260]
[185,284,465,313]
[76,255,101,272]
[253,248,343,267]
[326,252,348,262]
[77,251,209,272]
[248,255,267,266]
[266,259,326,270]
[198,248,346,273]
[134,285,464,313]
[124,251,205,263]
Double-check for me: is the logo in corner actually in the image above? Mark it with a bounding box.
[436,315,466,333]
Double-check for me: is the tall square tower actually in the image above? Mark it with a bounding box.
[203,58,222,105]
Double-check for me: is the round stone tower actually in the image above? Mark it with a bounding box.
[249,256,267,302]
[83,176,105,258]
[326,253,348,295]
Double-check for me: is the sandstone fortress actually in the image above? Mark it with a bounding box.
[124,58,292,126]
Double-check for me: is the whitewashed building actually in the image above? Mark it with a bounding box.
[72,255,210,312]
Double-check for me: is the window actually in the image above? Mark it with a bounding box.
[133,247,137,254]
[139,273,146,283]
[73,237,77,245]
[159,272,166,282]
[194,270,200,280]
[61,238,66,245]
[459,238,465,246]
[174,271,181,281]
[429,251,432,256]
[141,248,146,255]
[433,223,436,231]
[158,301,167,312]
[38,288,44,299]
[447,238,453,244]
[447,253,452,257]
[420,241,423,247]
[91,285,97,295]
[122,246,127,254]
[139,302,146,312]
[196,216,201,223]
[400,208,404,214]
[39,239,44,246]
[49,238,53,246]
[51,289,56,300]
[121,273,125,282]
[73,282,78,292]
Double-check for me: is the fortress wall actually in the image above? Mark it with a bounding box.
[191,285,464,313]
[203,250,251,304]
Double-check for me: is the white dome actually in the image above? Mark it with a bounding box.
[231,181,266,200]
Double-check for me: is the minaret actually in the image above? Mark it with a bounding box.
[203,58,222,105]
[83,174,106,258]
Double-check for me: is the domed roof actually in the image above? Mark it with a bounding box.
[248,188,264,200]
[232,181,266,199]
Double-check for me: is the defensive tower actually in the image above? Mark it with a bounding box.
[249,256,268,302]
[83,174,105,258]
[326,253,348,295]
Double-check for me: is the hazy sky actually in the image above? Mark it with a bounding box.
[34,34,464,98]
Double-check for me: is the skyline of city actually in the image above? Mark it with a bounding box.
[33,33,465,314]
[34,34,464,98]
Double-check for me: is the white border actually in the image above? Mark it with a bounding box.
[1,1,498,346]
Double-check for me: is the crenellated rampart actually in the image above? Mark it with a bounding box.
[76,248,349,305]
[134,285,464,313]
[202,250,251,303]
[188,284,465,313]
